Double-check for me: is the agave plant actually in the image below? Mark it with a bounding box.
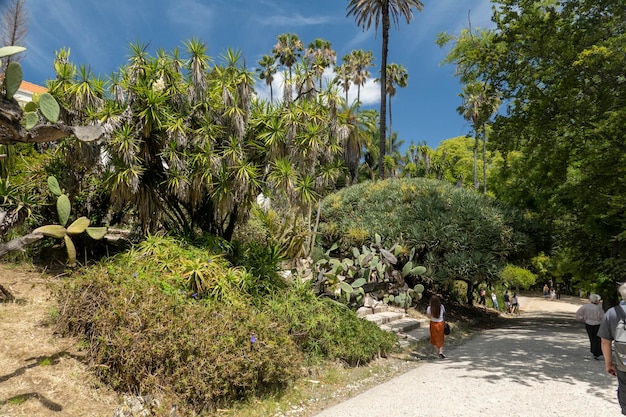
[32,176,107,266]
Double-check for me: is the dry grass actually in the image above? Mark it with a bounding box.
[0,263,120,417]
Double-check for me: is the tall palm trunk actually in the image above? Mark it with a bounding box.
[473,135,479,190]
[388,94,393,154]
[482,125,487,194]
[378,11,390,179]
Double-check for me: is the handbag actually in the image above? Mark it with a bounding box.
[444,322,450,335]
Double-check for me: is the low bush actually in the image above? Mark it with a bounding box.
[263,281,398,366]
[54,235,397,415]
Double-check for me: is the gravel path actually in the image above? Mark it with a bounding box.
[313,294,621,417]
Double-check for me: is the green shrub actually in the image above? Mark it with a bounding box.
[263,281,397,366]
[228,240,287,300]
[55,258,302,414]
[54,235,396,414]
[318,178,539,295]
[501,264,537,290]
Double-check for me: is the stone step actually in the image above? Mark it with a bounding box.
[380,317,429,334]
[363,311,405,326]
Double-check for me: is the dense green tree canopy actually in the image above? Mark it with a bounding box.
[442,0,626,288]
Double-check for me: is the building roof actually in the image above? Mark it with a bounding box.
[19,80,48,94]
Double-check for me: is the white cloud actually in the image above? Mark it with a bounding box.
[166,0,215,26]
[259,13,334,27]
[254,66,380,107]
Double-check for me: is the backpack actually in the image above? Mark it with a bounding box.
[612,306,626,372]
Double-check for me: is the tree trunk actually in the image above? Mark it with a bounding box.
[378,10,390,180]
[473,135,479,190]
[466,281,475,306]
[482,124,487,194]
[0,97,104,145]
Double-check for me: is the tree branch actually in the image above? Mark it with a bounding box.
[0,97,105,145]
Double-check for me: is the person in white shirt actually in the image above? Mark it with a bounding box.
[576,293,605,359]
[426,295,447,359]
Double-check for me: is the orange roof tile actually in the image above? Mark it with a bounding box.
[19,80,48,94]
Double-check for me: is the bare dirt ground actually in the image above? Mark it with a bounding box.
[0,263,119,417]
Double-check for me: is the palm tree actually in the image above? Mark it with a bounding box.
[347,0,424,179]
[305,38,336,91]
[337,101,378,184]
[458,81,500,193]
[257,54,277,102]
[334,61,353,104]
[345,49,373,104]
[384,62,408,154]
[272,33,303,83]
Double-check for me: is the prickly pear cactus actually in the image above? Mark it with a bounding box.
[4,61,22,99]
[31,176,108,267]
[39,92,60,123]
[22,112,39,130]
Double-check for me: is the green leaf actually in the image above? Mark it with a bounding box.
[0,46,26,58]
[67,216,90,234]
[410,266,427,276]
[64,235,77,267]
[22,112,38,130]
[33,225,67,239]
[86,227,107,240]
[39,92,60,123]
[339,281,353,294]
[402,261,414,277]
[5,62,22,99]
[47,176,62,196]
[57,194,71,226]
[352,278,366,288]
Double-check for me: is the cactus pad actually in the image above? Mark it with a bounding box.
[39,92,60,123]
[22,112,39,130]
[0,46,26,58]
[67,216,90,234]
[5,62,22,99]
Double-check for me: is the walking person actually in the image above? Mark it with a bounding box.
[478,288,486,306]
[511,292,520,314]
[504,290,511,314]
[426,295,447,359]
[491,290,499,311]
[598,283,626,415]
[575,293,604,359]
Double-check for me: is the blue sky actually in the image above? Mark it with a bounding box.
[19,0,494,149]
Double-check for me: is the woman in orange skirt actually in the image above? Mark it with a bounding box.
[426,295,446,359]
